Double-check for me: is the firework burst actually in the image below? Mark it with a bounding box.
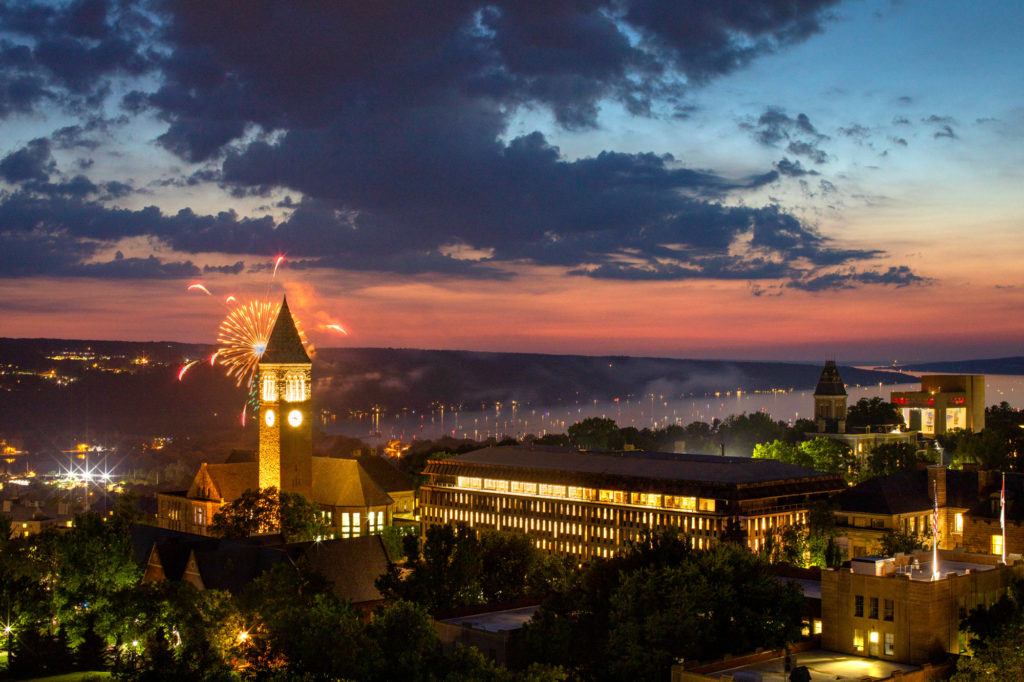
[216,300,279,387]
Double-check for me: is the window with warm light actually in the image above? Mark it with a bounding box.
[262,376,278,401]
[954,513,964,533]
[992,534,1004,555]
[853,629,864,652]
[341,512,351,538]
[285,375,306,402]
[457,476,483,489]
[194,508,205,526]
[352,512,362,536]
[884,632,895,656]
[664,495,697,511]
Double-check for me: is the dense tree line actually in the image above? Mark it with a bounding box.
[953,578,1024,680]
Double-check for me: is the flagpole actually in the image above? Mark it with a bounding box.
[932,478,939,581]
[1001,471,1007,565]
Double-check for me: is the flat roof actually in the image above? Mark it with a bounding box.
[437,445,838,486]
[705,649,918,680]
[441,605,539,633]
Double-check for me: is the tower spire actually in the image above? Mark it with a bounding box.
[261,296,310,364]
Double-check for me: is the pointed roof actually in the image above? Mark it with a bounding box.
[814,360,847,396]
[261,296,310,364]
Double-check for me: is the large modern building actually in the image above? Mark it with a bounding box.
[156,297,414,538]
[821,550,1024,664]
[891,374,985,437]
[419,445,846,559]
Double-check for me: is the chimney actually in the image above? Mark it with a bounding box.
[927,465,947,507]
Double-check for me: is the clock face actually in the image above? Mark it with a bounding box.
[264,409,276,427]
[287,409,303,427]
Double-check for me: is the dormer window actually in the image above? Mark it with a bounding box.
[262,376,278,401]
[285,375,306,402]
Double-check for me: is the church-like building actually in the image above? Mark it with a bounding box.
[156,297,415,537]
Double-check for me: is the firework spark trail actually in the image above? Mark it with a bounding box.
[225,295,237,304]
[177,360,199,381]
[187,283,212,296]
[209,350,219,366]
[272,255,285,279]
[325,323,348,335]
[216,300,279,387]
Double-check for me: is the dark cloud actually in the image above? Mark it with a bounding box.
[933,124,957,140]
[892,116,911,126]
[203,260,244,275]
[774,157,818,177]
[789,265,926,291]
[746,108,829,164]
[838,124,871,140]
[0,0,922,292]
[897,95,913,105]
[922,114,955,125]
[0,137,56,183]
[889,136,908,147]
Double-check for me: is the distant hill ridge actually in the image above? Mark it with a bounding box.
[903,356,1024,375]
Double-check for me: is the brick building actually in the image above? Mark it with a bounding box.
[821,550,1024,664]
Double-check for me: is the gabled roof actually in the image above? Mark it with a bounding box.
[261,296,310,364]
[345,455,415,493]
[188,462,258,502]
[814,360,847,396]
[312,457,394,508]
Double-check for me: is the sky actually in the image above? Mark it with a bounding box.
[0,0,1021,362]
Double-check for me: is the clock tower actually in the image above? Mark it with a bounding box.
[257,296,313,498]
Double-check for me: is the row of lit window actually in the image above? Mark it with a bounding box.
[854,595,895,621]
[261,374,308,402]
[455,476,716,512]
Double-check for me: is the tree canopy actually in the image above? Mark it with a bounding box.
[210,487,330,542]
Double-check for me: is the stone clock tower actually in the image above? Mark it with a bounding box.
[257,296,313,498]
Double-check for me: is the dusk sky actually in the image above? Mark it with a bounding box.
[1,0,1021,362]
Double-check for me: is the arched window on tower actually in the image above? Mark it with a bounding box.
[262,376,278,401]
[285,374,306,402]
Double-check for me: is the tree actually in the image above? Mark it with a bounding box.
[954,579,1024,680]
[211,487,329,541]
[879,528,928,556]
[846,397,904,430]
[568,418,623,451]
[799,437,854,478]
[377,524,483,612]
[865,442,919,479]
[752,440,805,467]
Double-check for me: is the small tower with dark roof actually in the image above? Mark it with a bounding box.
[257,296,313,498]
[814,360,848,433]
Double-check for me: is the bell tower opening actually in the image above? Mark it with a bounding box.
[813,359,848,434]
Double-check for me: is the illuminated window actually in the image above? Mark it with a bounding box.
[664,495,697,511]
[599,489,627,504]
[511,481,537,494]
[483,478,508,491]
[369,511,384,534]
[853,629,864,652]
[194,508,205,526]
[285,375,306,402]
[458,476,483,489]
[884,632,894,655]
[352,512,362,537]
[262,376,278,401]
[630,492,662,507]
[539,483,567,498]
[992,534,1004,555]
[698,498,716,512]
[341,513,351,538]
[568,486,597,501]
[954,513,964,533]
[813,619,822,635]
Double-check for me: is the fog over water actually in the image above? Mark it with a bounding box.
[330,374,1024,444]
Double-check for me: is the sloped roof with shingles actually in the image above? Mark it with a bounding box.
[300,535,389,604]
[201,462,258,502]
[835,469,979,515]
[312,457,394,507]
[814,360,847,396]
[347,455,415,493]
[261,296,310,364]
